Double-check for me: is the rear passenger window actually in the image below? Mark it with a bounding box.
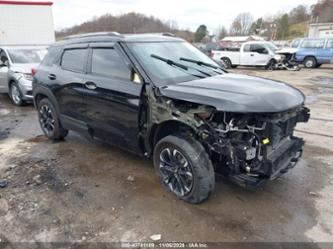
[91,48,130,80]
[301,39,325,48]
[61,49,87,72]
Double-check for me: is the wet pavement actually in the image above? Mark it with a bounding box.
[0,66,333,243]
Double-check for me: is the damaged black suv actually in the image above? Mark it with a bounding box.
[33,32,310,203]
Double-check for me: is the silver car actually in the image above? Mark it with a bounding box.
[0,46,47,105]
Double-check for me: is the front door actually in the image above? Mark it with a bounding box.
[0,50,9,93]
[82,44,142,152]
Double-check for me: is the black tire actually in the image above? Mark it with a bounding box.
[9,82,25,106]
[153,134,215,204]
[221,57,232,69]
[265,59,276,70]
[303,57,317,68]
[37,98,68,140]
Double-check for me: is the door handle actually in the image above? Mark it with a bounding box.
[250,54,254,56]
[84,81,97,90]
[48,74,56,80]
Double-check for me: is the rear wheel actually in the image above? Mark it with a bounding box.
[304,57,317,68]
[153,134,215,204]
[9,82,24,106]
[37,98,68,140]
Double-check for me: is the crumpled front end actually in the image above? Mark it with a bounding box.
[196,106,310,187]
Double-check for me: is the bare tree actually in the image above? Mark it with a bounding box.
[229,12,254,35]
[289,5,310,24]
[311,0,333,22]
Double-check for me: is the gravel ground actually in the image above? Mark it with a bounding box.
[0,65,332,244]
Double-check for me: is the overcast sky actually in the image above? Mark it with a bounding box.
[52,0,317,32]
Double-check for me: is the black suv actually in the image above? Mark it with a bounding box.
[33,32,310,203]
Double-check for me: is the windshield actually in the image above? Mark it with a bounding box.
[7,49,47,64]
[265,43,279,53]
[127,41,222,85]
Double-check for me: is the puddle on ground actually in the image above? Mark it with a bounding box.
[306,76,333,104]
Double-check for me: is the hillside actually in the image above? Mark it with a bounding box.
[56,12,194,41]
[287,21,308,39]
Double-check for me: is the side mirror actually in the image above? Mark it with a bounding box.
[130,69,142,84]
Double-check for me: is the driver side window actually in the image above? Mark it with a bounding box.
[250,44,268,54]
[0,50,9,66]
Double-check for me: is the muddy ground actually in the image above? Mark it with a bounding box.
[0,66,332,244]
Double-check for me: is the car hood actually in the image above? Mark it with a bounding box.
[10,63,39,74]
[159,73,305,113]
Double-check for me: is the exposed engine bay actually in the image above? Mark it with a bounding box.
[149,95,310,187]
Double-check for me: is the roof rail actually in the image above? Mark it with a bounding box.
[63,32,123,40]
[161,32,175,37]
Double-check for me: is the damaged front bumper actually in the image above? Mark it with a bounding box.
[198,106,310,187]
[229,136,304,187]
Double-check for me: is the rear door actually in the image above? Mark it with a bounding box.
[82,43,142,152]
[54,45,89,128]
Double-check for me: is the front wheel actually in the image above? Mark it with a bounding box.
[153,134,215,204]
[265,59,276,70]
[9,82,24,106]
[37,98,68,140]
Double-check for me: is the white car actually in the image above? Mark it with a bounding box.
[0,46,47,105]
[212,41,282,69]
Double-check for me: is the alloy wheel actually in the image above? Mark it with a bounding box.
[39,105,55,136]
[11,84,21,105]
[159,147,194,197]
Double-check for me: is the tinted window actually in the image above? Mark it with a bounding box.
[250,44,267,54]
[61,49,87,72]
[243,44,250,52]
[7,49,46,64]
[291,39,301,48]
[42,46,61,66]
[327,39,333,48]
[301,39,325,48]
[91,48,130,80]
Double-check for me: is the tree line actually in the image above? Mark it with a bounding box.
[195,0,333,42]
[56,12,194,41]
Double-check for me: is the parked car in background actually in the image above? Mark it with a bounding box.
[0,46,47,105]
[196,42,220,57]
[291,38,333,68]
[211,41,282,69]
[33,32,309,203]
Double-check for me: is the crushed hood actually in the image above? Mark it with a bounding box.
[159,73,305,113]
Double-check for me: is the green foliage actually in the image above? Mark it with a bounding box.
[276,14,289,40]
[194,25,208,42]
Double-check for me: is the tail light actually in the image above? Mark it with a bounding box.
[31,68,37,77]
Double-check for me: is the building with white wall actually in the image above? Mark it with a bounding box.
[308,23,333,38]
[0,0,55,45]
